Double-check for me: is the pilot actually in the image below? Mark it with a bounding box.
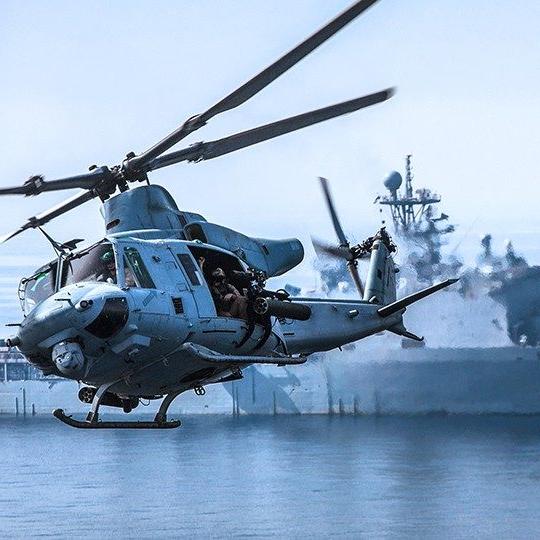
[97,251,117,283]
[211,267,248,319]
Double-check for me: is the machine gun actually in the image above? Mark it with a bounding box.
[231,268,312,350]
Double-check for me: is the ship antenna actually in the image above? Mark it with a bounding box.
[404,154,415,227]
[405,154,414,198]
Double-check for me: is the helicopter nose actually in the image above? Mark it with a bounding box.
[17,284,129,354]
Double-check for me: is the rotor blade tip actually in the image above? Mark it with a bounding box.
[385,87,397,99]
[0,231,18,244]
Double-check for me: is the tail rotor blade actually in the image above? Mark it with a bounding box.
[316,177,366,296]
[319,176,350,247]
[311,236,352,260]
[347,260,365,297]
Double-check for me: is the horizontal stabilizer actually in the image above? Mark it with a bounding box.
[377,278,458,318]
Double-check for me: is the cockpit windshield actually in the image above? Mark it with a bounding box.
[21,262,58,315]
[63,242,117,287]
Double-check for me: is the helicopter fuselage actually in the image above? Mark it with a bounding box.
[14,231,397,398]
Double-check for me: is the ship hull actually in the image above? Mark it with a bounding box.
[1,346,539,416]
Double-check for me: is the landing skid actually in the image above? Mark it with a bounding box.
[53,408,181,429]
[53,382,183,429]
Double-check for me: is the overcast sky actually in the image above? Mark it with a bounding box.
[1,0,539,279]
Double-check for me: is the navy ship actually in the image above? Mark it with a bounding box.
[376,155,540,348]
[312,155,539,347]
[226,155,540,415]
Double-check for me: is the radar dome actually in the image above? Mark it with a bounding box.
[384,171,402,192]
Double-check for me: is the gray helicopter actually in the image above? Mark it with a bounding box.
[0,0,456,428]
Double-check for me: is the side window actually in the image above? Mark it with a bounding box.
[123,247,155,288]
[177,253,201,286]
[22,262,58,314]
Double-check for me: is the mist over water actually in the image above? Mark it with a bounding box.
[394,290,510,348]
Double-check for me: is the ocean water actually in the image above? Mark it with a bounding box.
[1,415,540,538]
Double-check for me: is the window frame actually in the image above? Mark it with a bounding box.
[176,252,203,287]
[20,260,59,315]
[61,241,118,288]
[122,246,156,289]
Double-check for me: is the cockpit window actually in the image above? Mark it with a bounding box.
[21,262,57,314]
[63,243,117,287]
[123,247,155,288]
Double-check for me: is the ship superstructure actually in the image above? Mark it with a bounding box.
[377,155,540,346]
[377,155,460,284]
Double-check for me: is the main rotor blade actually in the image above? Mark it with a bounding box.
[312,237,352,261]
[127,0,381,170]
[0,167,110,197]
[319,177,349,247]
[347,260,365,297]
[202,0,380,120]
[146,89,394,172]
[0,190,97,243]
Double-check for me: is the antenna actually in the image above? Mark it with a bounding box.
[37,227,84,256]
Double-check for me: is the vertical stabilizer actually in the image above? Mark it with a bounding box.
[363,232,397,305]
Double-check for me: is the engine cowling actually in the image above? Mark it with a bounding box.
[184,221,304,277]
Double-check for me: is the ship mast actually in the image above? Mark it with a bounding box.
[379,154,441,235]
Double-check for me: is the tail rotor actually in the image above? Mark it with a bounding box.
[312,177,370,297]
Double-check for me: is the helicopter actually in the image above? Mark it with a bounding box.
[0,0,456,428]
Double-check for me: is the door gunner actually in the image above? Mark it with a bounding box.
[210,268,248,319]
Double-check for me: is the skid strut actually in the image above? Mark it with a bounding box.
[86,381,116,423]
